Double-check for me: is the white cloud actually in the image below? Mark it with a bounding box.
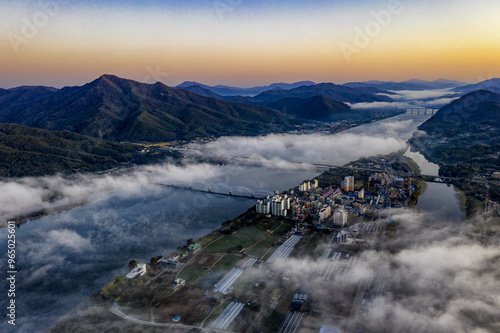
[189,131,408,167]
[380,88,461,101]
[46,229,92,252]
[0,163,224,221]
[349,101,413,109]
[257,210,500,333]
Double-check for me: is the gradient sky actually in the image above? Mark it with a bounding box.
[1,0,499,88]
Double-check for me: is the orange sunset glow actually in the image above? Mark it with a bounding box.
[1,0,500,87]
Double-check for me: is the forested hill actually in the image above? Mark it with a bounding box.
[0,123,139,177]
[418,90,500,137]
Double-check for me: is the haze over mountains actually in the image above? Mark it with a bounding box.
[175,81,317,96]
[343,79,468,91]
[179,81,397,121]
[179,79,469,98]
[177,78,499,114]
[180,82,392,103]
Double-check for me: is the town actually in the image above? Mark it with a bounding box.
[50,155,433,333]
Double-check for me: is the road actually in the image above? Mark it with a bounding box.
[109,303,232,332]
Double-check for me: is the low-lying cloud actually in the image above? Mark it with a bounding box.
[261,210,500,333]
[0,163,224,223]
[349,101,414,109]
[380,89,461,101]
[186,115,429,169]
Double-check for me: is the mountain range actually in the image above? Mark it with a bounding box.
[179,82,394,121]
[343,79,468,91]
[175,81,316,96]
[180,82,392,104]
[2,75,499,178]
[453,78,500,94]
[0,75,301,142]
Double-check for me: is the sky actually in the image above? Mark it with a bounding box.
[1,0,500,88]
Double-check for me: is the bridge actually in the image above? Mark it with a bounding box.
[404,108,438,115]
[158,182,274,199]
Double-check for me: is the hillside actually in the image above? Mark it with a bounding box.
[178,85,397,122]
[0,75,299,142]
[178,85,223,98]
[266,95,354,121]
[250,83,392,104]
[418,90,500,137]
[0,123,139,177]
[454,78,500,94]
[412,90,500,180]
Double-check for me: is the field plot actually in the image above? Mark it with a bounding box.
[246,224,291,258]
[189,252,220,269]
[151,286,217,325]
[204,226,268,253]
[178,266,210,286]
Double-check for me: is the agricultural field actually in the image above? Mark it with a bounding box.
[204,226,268,253]
[246,224,292,258]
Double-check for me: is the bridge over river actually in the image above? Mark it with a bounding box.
[404,108,438,115]
[158,182,274,199]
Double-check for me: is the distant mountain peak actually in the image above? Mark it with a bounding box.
[177,81,202,87]
[97,74,122,81]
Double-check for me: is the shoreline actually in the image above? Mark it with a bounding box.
[1,112,405,229]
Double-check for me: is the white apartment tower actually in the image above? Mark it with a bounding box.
[299,181,311,192]
[271,194,289,217]
[256,196,271,214]
[333,210,348,227]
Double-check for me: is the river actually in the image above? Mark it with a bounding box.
[404,149,464,224]
[0,112,463,332]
